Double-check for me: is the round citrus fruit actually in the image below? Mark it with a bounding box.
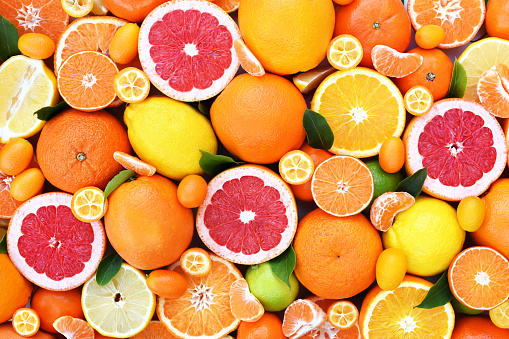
[229,278,264,322]
[371,45,423,78]
[489,300,509,329]
[477,64,509,118]
[196,165,297,265]
[415,25,445,49]
[70,187,107,223]
[0,138,33,176]
[177,175,208,209]
[18,33,55,60]
[375,248,407,291]
[236,312,286,339]
[278,150,314,185]
[403,99,507,201]
[0,253,33,324]
[7,192,106,291]
[102,0,167,22]
[104,175,194,271]
[451,315,509,339]
[327,301,358,330]
[11,308,40,337]
[379,137,405,174]
[113,67,151,104]
[109,23,139,65]
[61,0,93,17]
[486,0,509,40]
[179,248,212,277]
[146,270,188,300]
[457,196,485,232]
[10,168,45,202]
[238,0,335,75]
[294,208,382,299]
[404,85,434,116]
[327,34,363,71]
[210,73,306,164]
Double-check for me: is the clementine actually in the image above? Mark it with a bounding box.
[0,254,33,324]
[237,312,286,339]
[486,0,509,40]
[102,0,168,22]
[451,315,509,338]
[0,323,54,339]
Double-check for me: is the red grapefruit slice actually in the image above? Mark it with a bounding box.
[196,165,298,265]
[7,192,106,291]
[404,99,507,201]
[139,0,241,102]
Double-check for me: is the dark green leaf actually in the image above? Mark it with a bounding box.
[485,0,489,6]
[95,251,123,286]
[104,170,135,199]
[199,150,244,176]
[193,97,215,115]
[416,270,453,309]
[396,167,427,197]
[33,101,69,121]
[268,245,296,289]
[0,16,21,62]
[0,234,7,254]
[445,59,467,99]
[303,109,334,150]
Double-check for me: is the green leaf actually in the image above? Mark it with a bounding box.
[485,0,489,6]
[104,170,136,199]
[268,245,296,289]
[416,270,454,309]
[95,251,123,286]
[33,101,69,121]
[0,234,7,254]
[199,150,244,176]
[445,59,467,99]
[0,16,21,62]
[396,167,427,197]
[303,109,334,150]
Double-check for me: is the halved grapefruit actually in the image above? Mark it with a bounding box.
[139,0,241,102]
[196,165,298,265]
[7,192,106,291]
[404,99,507,201]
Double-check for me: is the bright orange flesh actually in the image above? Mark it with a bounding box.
[370,192,415,232]
[113,151,156,176]
[477,64,509,118]
[53,316,94,339]
[327,301,358,330]
[372,45,423,78]
[230,279,264,322]
[283,299,327,339]
[131,321,177,339]
[234,38,265,77]
[179,248,212,277]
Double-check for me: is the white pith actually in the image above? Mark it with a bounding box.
[16,4,42,31]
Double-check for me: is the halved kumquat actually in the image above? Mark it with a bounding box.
[12,308,40,337]
[180,247,212,277]
[279,150,314,185]
[113,67,150,104]
[404,85,434,116]
[327,35,363,71]
[327,300,358,330]
[71,186,107,223]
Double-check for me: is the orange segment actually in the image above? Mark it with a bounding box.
[131,321,178,338]
[57,51,119,112]
[370,192,415,232]
[113,151,156,176]
[229,278,264,322]
[71,186,107,223]
[372,45,423,78]
[12,308,40,337]
[234,38,265,77]
[311,156,374,217]
[327,300,358,330]
[179,248,212,277]
[113,67,151,104]
[53,316,94,339]
[404,85,434,116]
[477,64,509,118]
[327,35,363,71]
[448,246,509,310]
[279,150,315,185]
[282,299,327,339]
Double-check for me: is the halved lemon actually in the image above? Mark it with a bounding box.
[71,186,107,223]
[61,0,93,18]
[404,85,434,116]
[113,67,151,104]
[327,35,363,71]
[279,150,314,185]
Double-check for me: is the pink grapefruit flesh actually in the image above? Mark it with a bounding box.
[139,0,241,102]
[7,192,106,291]
[404,99,507,201]
[196,165,298,265]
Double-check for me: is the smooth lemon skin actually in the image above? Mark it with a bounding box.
[376,248,407,290]
[457,196,485,232]
[382,196,465,277]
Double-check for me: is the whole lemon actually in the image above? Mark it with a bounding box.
[124,96,217,180]
[238,0,335,75]
[382,196,465,277]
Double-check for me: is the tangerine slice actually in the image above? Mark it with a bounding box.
[404,85,434,116]
[477,64,509,118]
[53,316,94,339]
[234,38,265,77]
[229,278,264,322]
[327,35,363,71]
[279,150,315,185]
[282,299,327,339]
[372,45,423,78]
[113,151,156,176]
[71,187,107,223]
[327,300,358,330]
[370,192,415,232]
[179,247,212,277]
[113,67,151,104]
[12,308,40,337]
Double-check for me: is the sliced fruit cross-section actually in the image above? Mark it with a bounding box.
[12,308,40,337]
[327,35,363,71]
[279,150,314,185]
[404,85,434,116]
[180,247,212,277]
[71,187,107,223]
[293,66,336,94]
[113,67,151,104]
[327,300,358,330]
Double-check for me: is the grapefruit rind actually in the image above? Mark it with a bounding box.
[7,192,106,291]
[196,165,298,265]
[139,0,241,102]
[404,99,507,201]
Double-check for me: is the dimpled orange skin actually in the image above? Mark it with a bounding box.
[486,0,509,41]
[104,175,194,271]
[379,137,405,174]
[0,254,33,324]
[237,313,286,339]
[102,0,168,23]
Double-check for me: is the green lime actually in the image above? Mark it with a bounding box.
[364,160,404,210]
[245,262,299,312]
[451,297,483,315]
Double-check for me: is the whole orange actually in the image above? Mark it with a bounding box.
[334,0,411,68]
[0,323,54,338]
[293,209,383,299]
[36,109,131,194]
[210,73,307,164]
[451,315,509,338]
[471,179,509,259]
[393,48,453,100]
[30,288,84,333]
[102,0,168,22]
[104,175,194,270]
[290,142,334,201]
[0,254,32,324]
[237,312,286,339]
[486,0,509,41]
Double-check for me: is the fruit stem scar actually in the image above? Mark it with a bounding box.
[426,72,436,81]
[373,22,380,29]
[77,152,86,161]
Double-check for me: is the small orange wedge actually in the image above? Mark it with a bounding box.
[372,45,423,78]
[113,151,156,176]
[477,64,509,118]
[53,316,94,339]
[234,38,265,77]
[283,299,327,339]
[230,278,264,322]
[370,192,415,232]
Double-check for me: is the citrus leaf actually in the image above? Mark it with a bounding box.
[0,234,7,254]
[0,16,21,62]
[193,96,216,116]
[199,150,244,176]
[33,101,69,121]
[396,167,427,197]
[303,109,334,150]
[445,59,467,99]
[95,251,123,286]
[416,270,453,309]
[268,245,296,290]
[104,170,135,199]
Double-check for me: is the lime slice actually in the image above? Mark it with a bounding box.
[82,263,156,338]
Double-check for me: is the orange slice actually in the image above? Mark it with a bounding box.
[212,0,240,13]
[61,0,93,17]
[279,150,315,185]
[113,67,151,104]
[234,38,265,77]
[283,299,327,339]
[12,308,40,337]
[370,192,415,232]
[53,316,94,339]
[71,186,107,223]
[404,85,434,116]
[327,300,358,330]
[477,64,509,118]
[449,246,509,310]
[327,35,363,71]
[489,300,509,329]
[179,247,212,277]
[293,66,336,94]
[131,321,177,339]
[113,151,156,176]
[372,45,423,78]
[311,156,374,217]
[157,254,242,339]
[407,0,485,49]
[229,278,264,322]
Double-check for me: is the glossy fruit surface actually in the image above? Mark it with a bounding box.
[109,23,139,65]
[10,168,45,202]
[31,288,84,333]
[147,270,188,300]
[0,254,33,324]
[486,0,509,40]
[0,138,33,176]
[376,248,407,290]
[236,313,286,339]
[177,175,208,209]
[102,0,168,22]
[18,33,55,59]
[415,25,445,49]
[379,137,405,174]
[457,196,485,232]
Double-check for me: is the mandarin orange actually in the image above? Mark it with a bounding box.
[486,0,509,40]
[102,0,167,22]
[0,254,33,324]
[451,315,509,338]
[31,288,84,333]
[237,312,286,339]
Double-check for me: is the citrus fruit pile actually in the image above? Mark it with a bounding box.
[1,0,509,338]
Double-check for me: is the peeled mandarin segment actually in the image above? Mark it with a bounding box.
[229,278,264,322]
[213,0,240,13]
[234,38,265,77]
[113,151,156,176]
[283,299,327,339]
[53,316,94,339]
[371,45,423,78]
[370,192,415,232]
[477,64,509,118]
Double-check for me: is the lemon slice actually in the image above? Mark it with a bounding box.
[293,66,336,94]
[327,35,363,71]
[113,67,151,104]
[71,186,107,222]
[61,0,93,18]
[404,85,434,116]
[0,55,58,143]
[279,150,314,185]
[82,263,156,338]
